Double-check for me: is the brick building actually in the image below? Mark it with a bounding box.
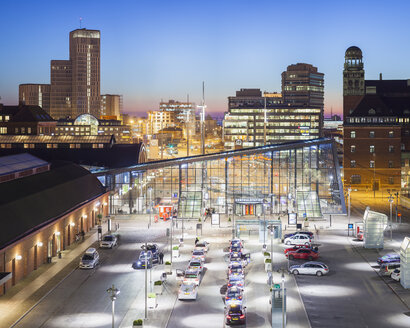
[343,46,410,191]
[0,154,108,295]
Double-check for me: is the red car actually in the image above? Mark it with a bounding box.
[284,245,310,254]
[286,248,319,260]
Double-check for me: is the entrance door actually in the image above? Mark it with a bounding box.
[245,205,254,215]
[34,245,38,270]
[12,259,16,286]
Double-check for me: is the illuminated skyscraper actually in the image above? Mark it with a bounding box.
[50,29,100,119]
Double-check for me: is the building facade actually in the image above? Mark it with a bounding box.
[282,63,324,110]
[49,29,101,119]
[343,46,410,191]
[101,94,122,119]
[223,89,322,149]
[19,84,51,114]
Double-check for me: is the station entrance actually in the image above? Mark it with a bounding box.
[235,219,282,244]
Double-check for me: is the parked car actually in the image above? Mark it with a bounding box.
[132,250,153,269]
[79,248,99,269]
[225,286,243,304]
[194,241,210,253]
[183,268,201,286]
[188,259,204,273]
[284,245,312,254]
[377,253,400,265]
[284,231,314,239]
[229,252,242,262]
[228,263,244,278]
[225,303,246,325]
[230,238,243,248]
[289,261,329,276]
[141,244,159,263]
[286,248,319,261]
[379,262,400,276]
[227,275,244,290]
[178,282,198,300]
[230,244,242,253]
[192,249,206,262]
[391,269,400,281]
[99,234,117,248]
[284,234,312,246]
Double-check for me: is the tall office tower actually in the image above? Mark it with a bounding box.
[101,94,122,118]
[69,29,101,117]
[50,29,100,119]
[282,63,324,108]
[19,84,51,114]
[343,46,365,118]
[50,60,72,119]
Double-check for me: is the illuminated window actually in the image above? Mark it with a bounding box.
[369,131,375,138]
[389,145,395,153]
[350,131,356,138]
[350,160,356,168]
[351,145,356,153]
[370,145,375,153]
[389,131,394,138]
[370,160,375,168]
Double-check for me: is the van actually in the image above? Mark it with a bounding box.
[379,262,400,276]
[79,248,100,269]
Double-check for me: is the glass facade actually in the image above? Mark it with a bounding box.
[97,139,345,219]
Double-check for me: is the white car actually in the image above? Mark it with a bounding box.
[188,258,204,273]
[178,282,198,300]
[284,234,312,246]
[194,241,210,253]
[289,261,329,276]
[79,248,100,269]
[99,235,117,248]
[183,268,201,286]
[391,269,400,281]
[192,249,206,262]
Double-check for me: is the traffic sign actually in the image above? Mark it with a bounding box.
[348,223,353,229]
[273,284,281,289]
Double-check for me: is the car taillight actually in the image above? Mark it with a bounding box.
[228,283,232,287]
[226,297,230,300]
[239,296,242,299]
[227,315,231,320]
[324,268,328,271]
[240,314,245,319]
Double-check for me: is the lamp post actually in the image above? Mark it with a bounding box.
[395,191,399,222]
[347,187,352,225]
[144,242,148,319]
[263,199,267,247]
[281,270,286,328]
[180,196,186,242]
[270,229,274,273]
[148,187,152,228]
[106,284,120,328]
[373,153,376,199]
[388,194,393,241]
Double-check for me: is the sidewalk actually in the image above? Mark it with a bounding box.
[0,224,110,328]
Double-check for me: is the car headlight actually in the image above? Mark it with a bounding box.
[138,261,141,265]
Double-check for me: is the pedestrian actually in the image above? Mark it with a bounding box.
[195,237,199,245]
[159,252,164,264]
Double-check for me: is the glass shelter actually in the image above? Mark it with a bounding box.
[95,138,346,219]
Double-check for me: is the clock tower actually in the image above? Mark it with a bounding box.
[343,46,365,118]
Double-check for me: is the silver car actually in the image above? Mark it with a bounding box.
[79,248,100,269]
[289,261,329,276]
[99,234,117,248]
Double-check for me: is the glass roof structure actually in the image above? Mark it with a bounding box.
[95,138,346,219]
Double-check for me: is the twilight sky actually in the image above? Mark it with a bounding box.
[1,0,410,118]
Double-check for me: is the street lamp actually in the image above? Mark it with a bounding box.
[106,284,120,328]
[373,153,376,199]
[388,194,394,241]
[347,187,352,225]
[148,187,152,228]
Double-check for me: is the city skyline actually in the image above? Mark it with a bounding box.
[1,0,410,117]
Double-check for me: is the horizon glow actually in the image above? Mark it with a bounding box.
[1,0,410,118]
